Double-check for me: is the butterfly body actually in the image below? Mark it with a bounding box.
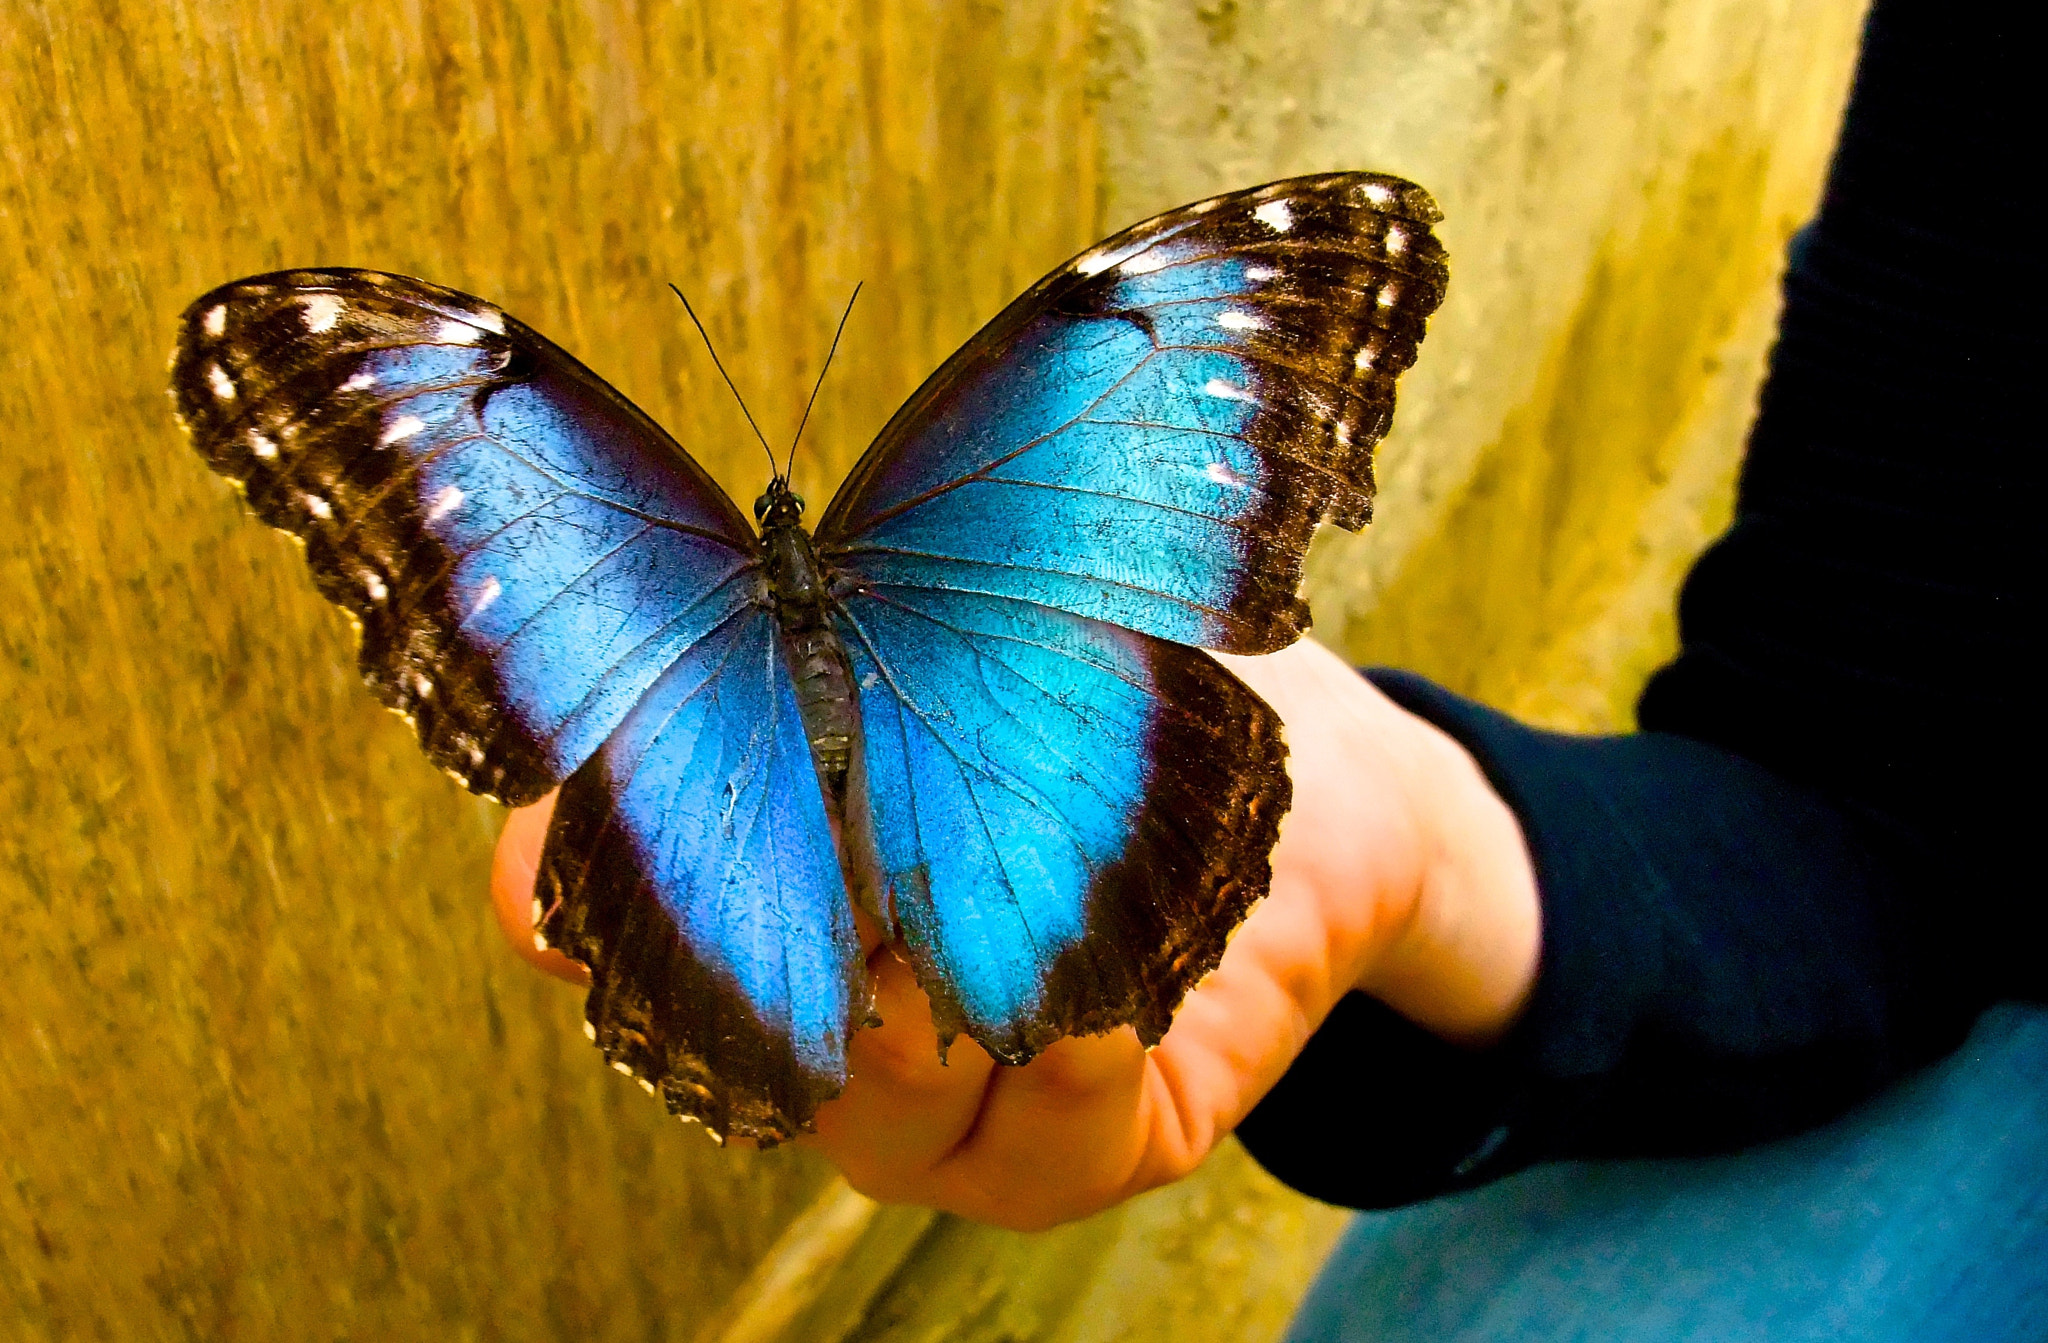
[755,490,847,783]
[170,172,1448,1143]
[753,480,887,917]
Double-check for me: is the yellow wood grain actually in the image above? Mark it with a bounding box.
[2,3,1096,1338]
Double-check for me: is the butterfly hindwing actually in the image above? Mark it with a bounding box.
[836,586,1288,1061]
[818,172,1447,654]
[171,269,761,804]
[534,608,863,1143]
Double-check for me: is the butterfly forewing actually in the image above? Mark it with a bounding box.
[818,171,1448,654]
[170,269,761,804]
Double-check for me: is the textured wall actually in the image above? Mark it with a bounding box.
[1,2,1861,1340]
[1099,0,1872,731]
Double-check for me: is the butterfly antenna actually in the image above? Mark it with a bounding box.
[786,281,863,480]
[669,283,779,481]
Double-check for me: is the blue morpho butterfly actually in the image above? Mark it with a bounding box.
[170,173,1447,1144]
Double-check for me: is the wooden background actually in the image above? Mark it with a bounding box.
[1,2,1864,1339]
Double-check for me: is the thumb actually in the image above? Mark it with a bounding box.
[490,791,591,985]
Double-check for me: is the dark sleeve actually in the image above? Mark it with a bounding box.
[1236,0,2037,1210]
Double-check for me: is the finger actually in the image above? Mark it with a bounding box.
[927,883,1346,1230]
[489,791,590,985]
[921,880,1337,1228]
[806,942,996,1202]
[921,1025,1154,1230]
[1139,870,1351,1150]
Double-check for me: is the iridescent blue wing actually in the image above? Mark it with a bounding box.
[172,271,863,1142]
[835,587,1287,1060]
[534,608,863,1143]
[817,174,1444,1056]
[170,269,760,805]
[818,172,1448,653]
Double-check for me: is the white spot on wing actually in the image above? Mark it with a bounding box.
[1205,461,1244,485]
[1204,377,1257,404]
[638,1078,656,1095]
[302,493,333,520]
[1354,345,1377,371]
[583,1020,598,1041]
[363,571,388,602]
[412,672,434,697]
[207,365,235,400]
[467,308,506,335]
[1245,264,1278,283]
[612,1060,634,1077]
[1362,182,1394,205]
[301,293,344,333]
[1074,250,1116,276]
[381,414,426,445]
[426,484,464,521]
[1215,310,1263,332]
[202,305,226,337]
[470,575,501,617]
[1253,200,1294,232]
[247,430,278,459]
[1384,226,1407,256]
[1119,250,1171,276]
[860,671,879,689]
[1378,282,1400,309]
[342,369,376,391]
[435,318,481,344]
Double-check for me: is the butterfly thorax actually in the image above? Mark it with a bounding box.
[757,483,864,830]
[756,486,828,619]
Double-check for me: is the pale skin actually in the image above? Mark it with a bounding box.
[490,636,1542,1232]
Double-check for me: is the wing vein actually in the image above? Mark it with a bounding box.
[838,606,1103,879]
[825,349,1165,540]
[852,592,1131,817]
[833,550,1236,623]
[544,566,760,740]
[469,522,654,652]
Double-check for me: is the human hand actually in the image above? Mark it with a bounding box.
[490,638,1539,1230]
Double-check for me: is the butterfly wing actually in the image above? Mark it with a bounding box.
[818,172,1448,654]
[816,174,1444,1057]
[535,607,863,1143]
[835,587,1286,1059]
[170,269,761,805]
[174,271,863,1139]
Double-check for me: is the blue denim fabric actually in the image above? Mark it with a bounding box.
[1285,1004,2048,1342]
